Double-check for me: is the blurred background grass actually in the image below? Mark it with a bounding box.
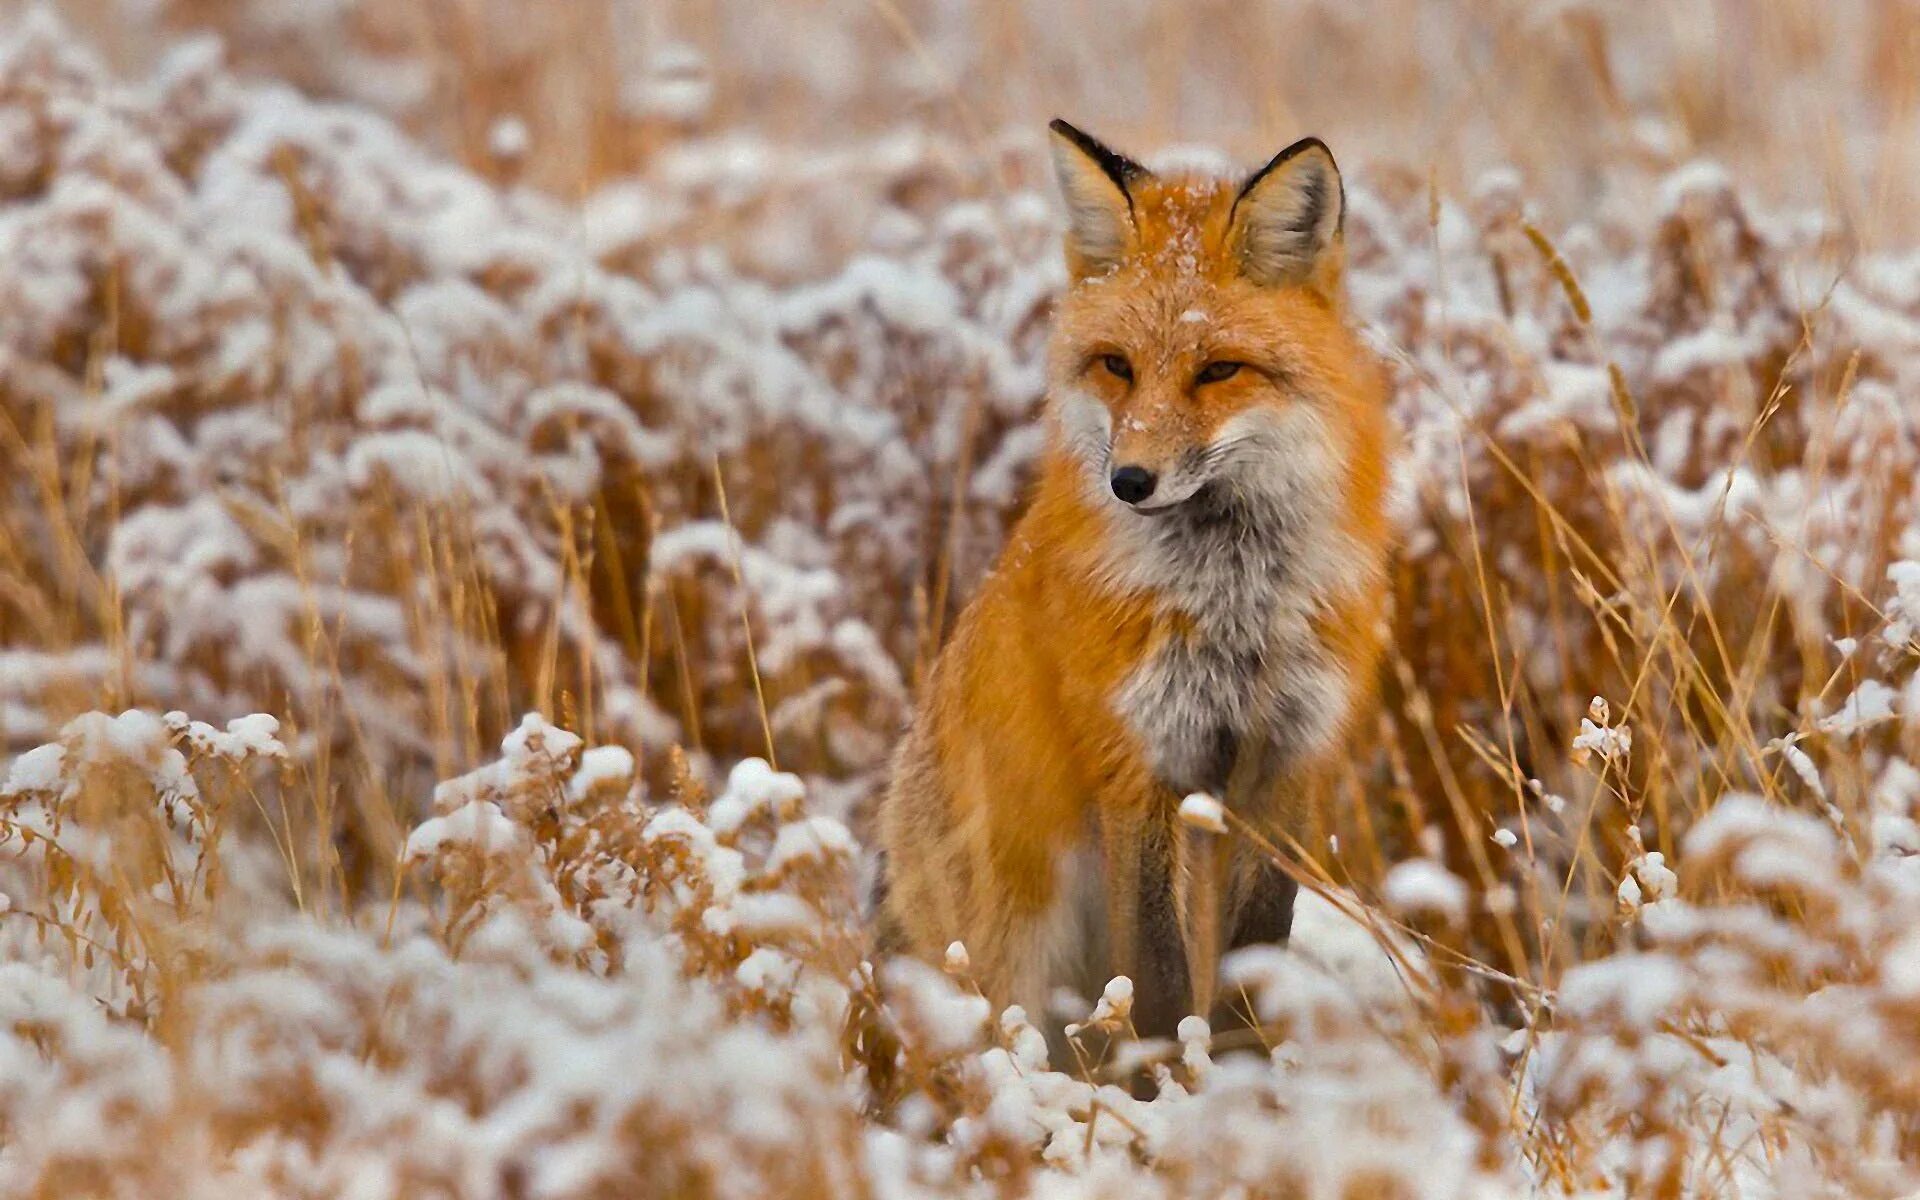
[58,0,1920,243]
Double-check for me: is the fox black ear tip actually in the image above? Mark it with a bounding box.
[1048,118,1079,138]
[1292,136,1336,163]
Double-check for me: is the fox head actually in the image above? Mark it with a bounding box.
[1045,119,1385,519]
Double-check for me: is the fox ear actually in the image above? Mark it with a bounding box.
[1228,137,1344,294]
[1048,119,1147,277]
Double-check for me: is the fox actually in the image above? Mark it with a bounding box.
[875,120,1394,1038]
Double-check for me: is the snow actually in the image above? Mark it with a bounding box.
[1886,559,1920,644]
[404,799,524,860]
[1557,952,1687,1027]
[1821,680,1901,734]
[1087,975,1134,1025]
[487,115,529,161]
[943,941,970,972]
[764,814,858,873]
[169,712,287,761]
[1177,792,1226,834]
[884,957,990,1057]
[1382,859,1469,923]
[707,758,809,835]
[1572,717,1633,767]
[566,745,635,803]
[2,743,65,796]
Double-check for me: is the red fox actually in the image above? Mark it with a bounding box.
[876,120,1393,1037]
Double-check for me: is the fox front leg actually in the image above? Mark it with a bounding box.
[1172,817,1232,1019]
[1177,737,1290,1017]
[1099,799,1146,990]
[1227,737,1316,958]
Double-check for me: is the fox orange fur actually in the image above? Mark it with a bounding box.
[876,121,1394,1036]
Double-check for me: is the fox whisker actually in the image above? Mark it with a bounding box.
[1202,437,1252,471]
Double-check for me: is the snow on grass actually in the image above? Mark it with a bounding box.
[1383,858,1470,924]
[1176,791,1227,833]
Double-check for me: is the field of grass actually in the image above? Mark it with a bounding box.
[5,1,1920,1195]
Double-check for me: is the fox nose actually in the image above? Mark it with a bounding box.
[1110,465,1157,505]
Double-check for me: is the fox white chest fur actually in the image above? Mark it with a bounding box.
[1065,392,1369,804]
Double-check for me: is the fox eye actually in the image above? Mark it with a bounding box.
[1098,354,1133,383]
[1195,361,1243,385]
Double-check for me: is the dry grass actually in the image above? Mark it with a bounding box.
[4,2,1920,1196]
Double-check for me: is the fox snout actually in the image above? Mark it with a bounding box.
[1104,425,1215,512]
[1109,464,1156,505]
[1107,454,1203,510]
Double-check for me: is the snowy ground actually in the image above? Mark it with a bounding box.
[6,4,1920,1197]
